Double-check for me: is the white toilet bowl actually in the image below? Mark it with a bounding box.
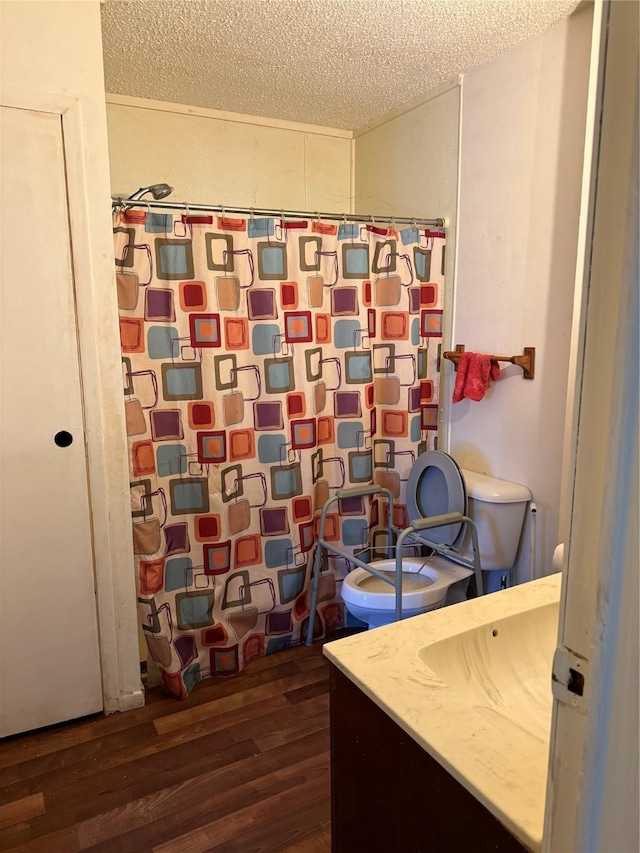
[341,555,473,629]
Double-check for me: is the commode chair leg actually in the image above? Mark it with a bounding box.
[305,539,325,647]
[468,522,484,596]
[305,484,394,646]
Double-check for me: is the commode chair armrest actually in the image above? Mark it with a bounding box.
[336,484,388,499]
[407,512,484,597]
[410,512,465,530]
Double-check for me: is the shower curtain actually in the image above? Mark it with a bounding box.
[114,209,445,697]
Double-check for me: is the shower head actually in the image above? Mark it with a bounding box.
[127,183,174,201]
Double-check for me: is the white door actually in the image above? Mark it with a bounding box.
[0,105,103,736]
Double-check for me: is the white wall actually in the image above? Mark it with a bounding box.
[0,0,142,712]
[450,7,593,584]
[106,95,353,211]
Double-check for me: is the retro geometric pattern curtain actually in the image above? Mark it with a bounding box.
[115,209,445,698]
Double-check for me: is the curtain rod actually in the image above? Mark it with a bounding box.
[111,197,446,229]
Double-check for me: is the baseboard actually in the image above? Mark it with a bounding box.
[104,688,145,715]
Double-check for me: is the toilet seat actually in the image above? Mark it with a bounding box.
[405,451,467,547]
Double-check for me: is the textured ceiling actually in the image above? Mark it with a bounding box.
[101,0,580,131]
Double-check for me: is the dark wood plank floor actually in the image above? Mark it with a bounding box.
[0,637,346,853]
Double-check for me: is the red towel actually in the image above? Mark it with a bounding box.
[452,352,501,403]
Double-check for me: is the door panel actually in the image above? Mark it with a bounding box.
[0,105,102,736]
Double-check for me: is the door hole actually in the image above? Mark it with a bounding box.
[54,430,73,448]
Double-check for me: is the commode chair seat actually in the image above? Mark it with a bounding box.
[339,452,477,630]
[341,555,474,628]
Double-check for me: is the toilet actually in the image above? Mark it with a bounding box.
[340,451,532,630]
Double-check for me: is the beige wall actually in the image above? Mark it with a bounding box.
[106,96,353,211]
[354,84,459,222]
[354,82,461,426]
[451,7,593,585]
[0,0,142,711]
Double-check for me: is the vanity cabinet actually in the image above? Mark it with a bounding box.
[330,664,528,852]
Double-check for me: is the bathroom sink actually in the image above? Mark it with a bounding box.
[419,599,560,745]
[324,574,563,850]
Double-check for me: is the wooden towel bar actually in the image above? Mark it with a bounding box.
[442,344,536,380]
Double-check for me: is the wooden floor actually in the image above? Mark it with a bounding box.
[0,638,344,853]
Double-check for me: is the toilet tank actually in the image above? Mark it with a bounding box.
[459,469,531,570]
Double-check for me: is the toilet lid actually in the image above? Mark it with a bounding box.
[405,451,467,547]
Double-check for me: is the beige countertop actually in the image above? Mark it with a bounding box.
[324,574,562,851]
